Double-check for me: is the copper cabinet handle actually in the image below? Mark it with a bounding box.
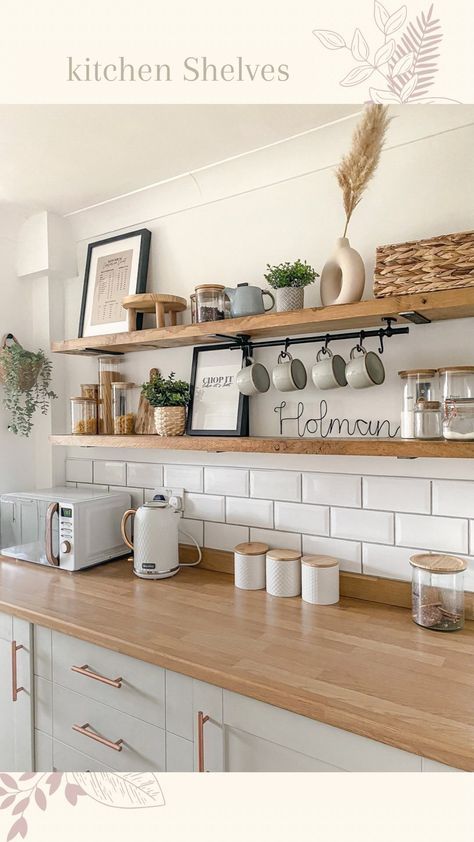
[197,711,210,772]
[45,501,60,566]
[11,641,25,702]
[71,664,123,689]
[72,723,124,752]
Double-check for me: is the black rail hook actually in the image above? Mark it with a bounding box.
[356,330,365,353]
[378,329,385,355]
[280,337,291,358]
[321,333,331,355]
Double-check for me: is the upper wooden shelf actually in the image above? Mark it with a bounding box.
[51,288,474,355]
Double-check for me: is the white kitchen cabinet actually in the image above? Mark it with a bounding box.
[192,679,224,772]
[0,611,34,771]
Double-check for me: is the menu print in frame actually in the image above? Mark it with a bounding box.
[78,229,151,337]
[187,346,249,436]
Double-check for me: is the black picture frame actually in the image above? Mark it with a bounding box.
[187,346,249,437]
[78,228,151,338]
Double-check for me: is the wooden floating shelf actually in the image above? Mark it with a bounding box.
[51,288,474,355]
[50,434,474,459]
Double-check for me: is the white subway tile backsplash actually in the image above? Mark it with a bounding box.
[302,473,361,508]
[250,470,301,502]
[94,461,126,486]
[178,518,204,547]
[185,493,225,522]
[331,508,394,544]
[363,476,431,514]
[362,543,415,581]
[275,502,329,536]
[205,522,249,552]
[395,513,468,554]
[127,462,163,488]
[433,480,474,518]
[66,459,92,484]
[109,485,143,509]
[250,528,301,553]
[164,465,203,493]
[226,497,273,529]
[302,535,361,573]
[205,467,249,497]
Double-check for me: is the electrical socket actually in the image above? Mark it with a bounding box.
[150,487,184,511]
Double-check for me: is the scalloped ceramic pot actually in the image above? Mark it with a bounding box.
[320,237,365,306]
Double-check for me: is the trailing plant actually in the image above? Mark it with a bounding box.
[0,340,57,437]
[264,259,319,289]
[141,371,190,407]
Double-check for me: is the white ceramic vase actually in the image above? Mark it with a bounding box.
[320,237,365,306]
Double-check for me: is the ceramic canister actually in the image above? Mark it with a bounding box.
[301,555,339,605]
[266,549,302,597]
[234,541,269,590]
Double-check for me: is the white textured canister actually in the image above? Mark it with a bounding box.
[266,549,302,597]
[234,542,268,590]
[301,555,339,605]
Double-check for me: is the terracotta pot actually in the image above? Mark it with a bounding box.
[275,287,305,312]
[154,406,186,436]
[320,237,365,306]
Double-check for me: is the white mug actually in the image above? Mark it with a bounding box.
[272,351,307,392]
[236,357,270,396]
[311,348,347,390]
[345,345,385,389]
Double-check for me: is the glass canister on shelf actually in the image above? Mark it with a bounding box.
[194,284,226,322]
[410,553,467,631]
[112,382,139,434]
[98,356,123,434]
[443,398,474,440]
[71,397,97,435]
[414,398,442,440]
[190,293,197,324]
[398,369,438,439]
[439,366,474,401]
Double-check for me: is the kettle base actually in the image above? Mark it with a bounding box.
[134,565,180,580]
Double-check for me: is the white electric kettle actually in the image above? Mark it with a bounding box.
[121,496,201,579]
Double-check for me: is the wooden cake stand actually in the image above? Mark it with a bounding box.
[122,293,187,330]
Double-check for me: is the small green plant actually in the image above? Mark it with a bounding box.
[264,259,319,289]
[141,371,190,407]
[0,342,57,437]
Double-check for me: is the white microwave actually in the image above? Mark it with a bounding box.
[0,487,131,571]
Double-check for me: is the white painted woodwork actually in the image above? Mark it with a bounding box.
[166,732,194,772]
[225,728,344,772]
[52,738,115,773]
[35,730,53,772]
[0,611,34,771]
[166,670,193,741]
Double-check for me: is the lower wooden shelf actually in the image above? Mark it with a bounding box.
[50,434,474,458]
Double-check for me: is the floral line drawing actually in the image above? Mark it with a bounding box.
[313,1,459,103]
[0,772,165,840]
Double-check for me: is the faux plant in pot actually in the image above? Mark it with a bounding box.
[0,334,57,436]
[263,260,319,312]
[141,371,190,436]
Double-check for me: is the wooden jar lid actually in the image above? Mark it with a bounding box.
[234,542,269,556]
[195,284,225,291]
[409,553,467,573]
[398,369,437,378]
[266,549,301,562]
[438,366,474,374]
[302,555,339,568]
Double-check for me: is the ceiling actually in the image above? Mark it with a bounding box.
[0,105,359,215]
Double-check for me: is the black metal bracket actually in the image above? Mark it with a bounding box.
[398,310,431,325]
[84,348,125,356]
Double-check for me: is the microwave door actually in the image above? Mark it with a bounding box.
[0,497,59,565]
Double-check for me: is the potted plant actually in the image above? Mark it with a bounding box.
[141,371,190,436]
[0,334,57,437]
[263,259,319,312]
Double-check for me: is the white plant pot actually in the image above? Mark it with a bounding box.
[275,287,305,312]
[320,237,365,306]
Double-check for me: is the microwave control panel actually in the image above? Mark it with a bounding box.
[59,506,73,556]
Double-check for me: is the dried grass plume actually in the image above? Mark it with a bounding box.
[336,105,391,237]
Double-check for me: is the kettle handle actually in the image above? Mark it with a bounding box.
[262,290,275,311]
[121,509,136,550]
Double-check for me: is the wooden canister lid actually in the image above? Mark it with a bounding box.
[234,541,269,556]
[438,366,474,374]
[398,369,437,378]
[409,553,467,573]
[266,548,301,562]
[302,555,339,568]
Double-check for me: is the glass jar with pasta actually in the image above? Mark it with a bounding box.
[112,382,139,435]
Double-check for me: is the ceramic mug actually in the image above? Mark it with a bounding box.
[272,351,307,392]
[311,348,347,390]
[345,345,385,389]
[236,357,270,396]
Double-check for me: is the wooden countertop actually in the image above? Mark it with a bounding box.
[1,555,473,770]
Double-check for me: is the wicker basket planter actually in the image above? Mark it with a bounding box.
[374,230,474,298]
[154,406,186,436]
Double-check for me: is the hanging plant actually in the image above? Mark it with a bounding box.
[0,334,57,437]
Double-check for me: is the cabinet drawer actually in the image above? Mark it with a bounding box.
[52,631,165,727]
[52,684,165,772]
[53,738,116,772]
[226,727,343,772]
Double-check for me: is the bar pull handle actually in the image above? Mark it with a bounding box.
[197,711,210,772]
[11,642,25,702]
[72,723,124,752]
[71,664,123,689]
[45,501,60,566]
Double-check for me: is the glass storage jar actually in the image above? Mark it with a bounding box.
[414,398,442,440]
[410,553,466,631]
[398,369,438,439]
[443,397,474,440]
[112,382,139,434]
[80,383,99,401]
[98,356,123,434]
[439,366,474,401]
[71,397,97,435]
[190,293,197,324]
[195,284,226,322]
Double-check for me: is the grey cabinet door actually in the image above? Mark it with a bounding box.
[0,612,34,771]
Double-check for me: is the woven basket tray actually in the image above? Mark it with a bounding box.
[374,230,474,298]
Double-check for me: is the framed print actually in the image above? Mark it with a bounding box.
[187,346,249,437]
[78,228,151,337]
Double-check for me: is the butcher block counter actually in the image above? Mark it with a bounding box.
[0,554,473,770]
